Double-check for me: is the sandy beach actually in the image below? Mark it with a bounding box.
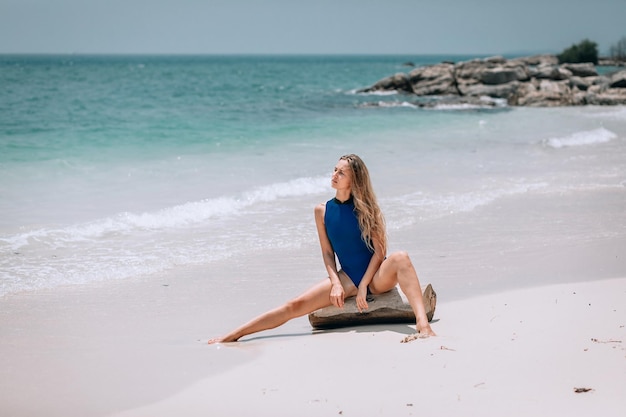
[1,272,624,417]
[115,279,626,417]
[1,181,625,417]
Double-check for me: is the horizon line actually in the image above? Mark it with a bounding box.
[0,51,558,57]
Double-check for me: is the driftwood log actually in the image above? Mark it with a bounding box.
[308,284,436,329]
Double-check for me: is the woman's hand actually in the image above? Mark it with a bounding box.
[330,282,345,308]
[356,285,369,312]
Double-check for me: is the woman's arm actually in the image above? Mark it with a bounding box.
[355,237,385,312]
[314,203,345,308]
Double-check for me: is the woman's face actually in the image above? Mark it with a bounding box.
[331,159,352,191]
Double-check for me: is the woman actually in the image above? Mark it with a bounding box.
[208,154,436,343]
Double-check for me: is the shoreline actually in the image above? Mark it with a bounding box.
[2,177,625,416]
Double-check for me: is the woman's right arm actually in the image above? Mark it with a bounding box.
[314,203,345,308]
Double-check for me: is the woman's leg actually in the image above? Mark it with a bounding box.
[209,274,357,343]
[369,251,436,337]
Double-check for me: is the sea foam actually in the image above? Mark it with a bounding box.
[1,176,328,250]
[543,127,617,149]
[0,175,330,296]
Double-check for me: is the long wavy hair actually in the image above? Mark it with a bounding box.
[340,154,387,256]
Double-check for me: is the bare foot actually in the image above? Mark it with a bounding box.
[419,326,437,337]
[208,335,239,344]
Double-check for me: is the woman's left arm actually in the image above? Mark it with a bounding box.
[355,238,385,312]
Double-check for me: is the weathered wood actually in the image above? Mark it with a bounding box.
[308,284,436,330]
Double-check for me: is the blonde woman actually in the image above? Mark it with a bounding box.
[209,154,435,343]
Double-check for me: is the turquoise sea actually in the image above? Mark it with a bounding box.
[1,54,625,297]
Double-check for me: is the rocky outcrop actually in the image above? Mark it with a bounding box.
[359,54,626,107]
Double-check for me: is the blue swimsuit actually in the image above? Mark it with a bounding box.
[324,196,374,287]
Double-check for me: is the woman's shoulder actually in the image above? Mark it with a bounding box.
[314,200,331,218]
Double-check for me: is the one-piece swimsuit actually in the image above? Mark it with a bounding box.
[324,196,373,287]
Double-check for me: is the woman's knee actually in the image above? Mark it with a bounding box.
[389,251,412,269]
[283,296,314,318]
[283,299,301,317]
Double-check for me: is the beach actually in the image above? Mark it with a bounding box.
[115,280,625,417]
[1,55,625,416]
[2,182,625,417]
[1,261,624,417]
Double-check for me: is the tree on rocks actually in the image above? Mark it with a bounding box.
[558,39,598,65]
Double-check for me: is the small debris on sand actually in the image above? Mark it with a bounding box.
[400,333,430,343]
[591,338,622,344]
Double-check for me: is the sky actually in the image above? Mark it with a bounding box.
[1,0,624,55]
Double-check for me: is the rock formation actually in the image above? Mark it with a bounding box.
[359,55,626,107]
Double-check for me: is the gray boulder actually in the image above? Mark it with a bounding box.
[455,58,528,87]
[480,67,523,85]
[459,81,521,99]
[359,72,411,93]
[512,54,559,66]
[532,65,573,80]
[484,55,507,64]
[514,80,574,107]
[454,58,493,84]
[562,62,598,77]
[569,76,591,91]
[610,70,626,88]
[408,63,457,95]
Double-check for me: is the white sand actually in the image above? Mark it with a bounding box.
[2,274,623,416]
[109,278,626,417]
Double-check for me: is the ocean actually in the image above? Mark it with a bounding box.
[1,54,625,298]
